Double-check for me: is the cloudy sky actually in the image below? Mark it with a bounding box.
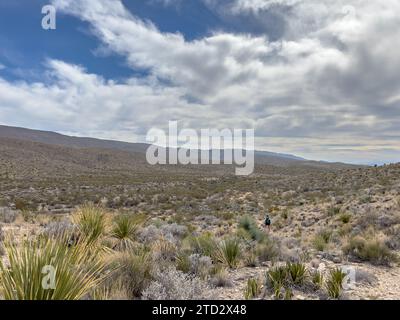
[0,0,399,164]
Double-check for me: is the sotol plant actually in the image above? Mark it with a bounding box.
[0,237,107,300]
[244,278,261,300]
[215,238,241,268]
[73,204,108,244]
[111,214,143,250]
[326,268,347,299]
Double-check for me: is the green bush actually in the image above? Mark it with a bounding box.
[238,215,265,242]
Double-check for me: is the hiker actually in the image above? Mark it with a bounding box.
[264,213,271,232]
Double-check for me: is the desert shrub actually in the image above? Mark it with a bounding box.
[210,267,232,288]
[215,238,241,268]
[190,233,218,259]
[142,267,209,300]
[0,237,107,300]
[14,199,28,211]
[152,238,178,266]
[327,206,341,216]
[188,254,212,279]
[243,249,259,267]
[326,268,346,299]
[343,235,396,265]
[0,207,16,224]
[43,220,77,241]
[244,278,261,300]
[256,238,279,262]
[286,262,307,286]
[339,213,352,224]
[113,249,153,299]
[176,251,191,273]
[138,225,162,243]
[0,225,4,256]
[238,215,265,242]
[159,223,188,239]
[73,204,108,244]
[312,229,332,251]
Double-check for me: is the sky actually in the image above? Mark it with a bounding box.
[0,0,399,165]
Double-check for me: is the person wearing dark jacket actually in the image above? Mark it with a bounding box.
[264,213,271,232]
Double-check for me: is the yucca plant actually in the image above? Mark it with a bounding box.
[244,278,261,300]
[286,262,307,286]
[267,265,288,295]
[310,270,323,290]
[73,204,108,244]
[326,268,346,299]
[215,238,241,268]
[0,237,108,300]
[111,214,140,250]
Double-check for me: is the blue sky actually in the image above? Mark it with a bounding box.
[0,0,400,165]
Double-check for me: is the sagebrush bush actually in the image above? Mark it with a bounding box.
[0,207,16,224]
[188,254,212,278]
[0,237,107,300]
[210,267,232,288]
[43,220,77,241]
[142,267,209,300]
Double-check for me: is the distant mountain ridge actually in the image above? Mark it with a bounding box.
[0,124,304,161]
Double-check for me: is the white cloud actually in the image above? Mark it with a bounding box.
[0,0,399,164]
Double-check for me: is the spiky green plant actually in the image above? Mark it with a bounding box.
[73,204,108,244]
[244,278,261,300]
[286,262,307,285]
[0,237,107,300]
[310,270,323,290]
[326,268,346,299]
[215,238,241,268]
[267,265,287,295]
[111,214,139,250]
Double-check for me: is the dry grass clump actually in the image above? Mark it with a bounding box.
[343,233,396,265]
